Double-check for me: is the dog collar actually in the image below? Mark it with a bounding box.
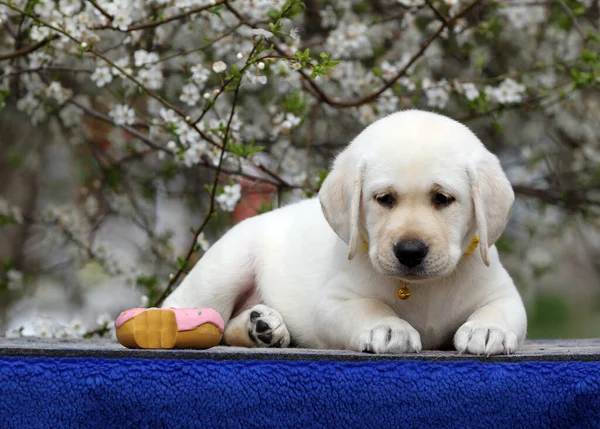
[356,235,480,300]
[397,235,480,300]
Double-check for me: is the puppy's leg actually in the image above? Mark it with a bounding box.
[454,296,527,356]
[161,223,256,327]
[224,304,291,348]
[316,293,422,354]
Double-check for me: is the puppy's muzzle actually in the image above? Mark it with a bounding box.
[393,239,429,268]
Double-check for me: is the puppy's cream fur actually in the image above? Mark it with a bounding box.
[163,110,527,355]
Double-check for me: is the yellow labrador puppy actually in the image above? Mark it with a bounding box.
[163,110,527,355]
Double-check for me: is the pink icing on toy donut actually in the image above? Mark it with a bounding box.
[115,307,224,333]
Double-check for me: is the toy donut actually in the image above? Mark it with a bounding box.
[114,307,224,349]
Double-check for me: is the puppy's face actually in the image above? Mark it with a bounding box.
[363,150,473,280]
[319,110,515,282]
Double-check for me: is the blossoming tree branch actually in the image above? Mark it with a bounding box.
[0,0,599,338]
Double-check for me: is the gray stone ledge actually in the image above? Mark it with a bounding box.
[1,337,600,362]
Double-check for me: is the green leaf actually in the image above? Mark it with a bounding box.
[283,90,307,114]
[267,8,281,21]
[208,4,224,19]
[106,168,122,190]
[227,140,264,158]
[136,275,158,289]
[281,0,306,19]
[141,183,155,200]
[0,214,17,227]
[6,151,23,168]
[256,200,274,214]
[581,49,598,65]
[176,257,188,270]
[314,169,329,191]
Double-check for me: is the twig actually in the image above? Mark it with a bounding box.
[424,0,448,24]
[513,184,600,211]
[555,0,586,39]
[0,36,57,61]
[86,0,114,22]
[0,1,221,152]
[152,23,242,65]
[68,98,170,154]
[0,66,93,77]
[226,0,482,108]
[153,45,250,308]
[91,0,227,32]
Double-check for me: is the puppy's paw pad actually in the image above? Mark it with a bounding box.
[354,320,421,354]
[247,304,291,348]
[454,323,518,356]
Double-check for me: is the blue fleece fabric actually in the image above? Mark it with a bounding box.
[0,357,599,429]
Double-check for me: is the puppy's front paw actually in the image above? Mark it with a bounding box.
[353,319,422,354]
[454,322,518,356]
[247,304,291,348]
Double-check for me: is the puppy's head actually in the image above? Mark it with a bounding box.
[319,110,514,281]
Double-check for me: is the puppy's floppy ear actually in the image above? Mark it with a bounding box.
[318,149,366,260]
[468,151,515,266]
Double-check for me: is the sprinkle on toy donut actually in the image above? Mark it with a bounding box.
[115,307,224,332]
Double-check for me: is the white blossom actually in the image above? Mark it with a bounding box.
[28,51,52,69]
[134,50,160,67]
[196,232,210,251]
[216,184,242,212]
[500,5,546,31]
[96,312,113,327]
[34,0,55,18]
[6,270,24,291]
[455,81,480,101]
[397,0,423,6]
[45,81,71,104]
[160,108,179,124]
[111,57,133,77]
[485,78,526,104]
[289,28,300,41]
[250,28,274,39]
[91,66,113,87]
[59,103,84,128]
[83,195,99,217]
[191,65,210,86]
[273,113,302,136]
[212,61,227,73]
[424,79,450,109]
[319,5,337,28]
[5,327,23,338]
[137,66,164,90]
[55,318,86,338]
[34,318,56,338]
[59,0,81,16]
[326,21,373,59]
[108,104,136,126]
[461,82,480,101]
[527,247,552,270]
[180,83,200,106]
[16,93,38,114]
[30,26,52,42]
[176,122,201,146]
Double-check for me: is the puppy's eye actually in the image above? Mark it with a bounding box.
[433,193,455,208]
[375,194,395,208]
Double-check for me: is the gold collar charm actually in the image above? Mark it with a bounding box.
[397,283,411,300]
[395,235,480,300]
[357,235,479,301]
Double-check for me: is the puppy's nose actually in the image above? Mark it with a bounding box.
[394,240,429,268]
